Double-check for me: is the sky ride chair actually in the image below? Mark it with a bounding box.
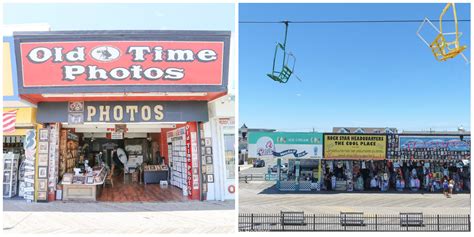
[267,21,298,83]
[416,3,468,63]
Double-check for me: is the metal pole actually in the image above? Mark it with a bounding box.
[437,214,440,231]
[375,214,378,231]
[251,214,254,231]
[313,214,316,231]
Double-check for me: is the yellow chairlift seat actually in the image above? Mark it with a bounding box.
[417,3,468,63]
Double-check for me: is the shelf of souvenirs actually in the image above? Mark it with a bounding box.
[61,166,106,186]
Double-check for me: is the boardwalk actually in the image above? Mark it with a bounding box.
[3,200,235,234]
[239,181,471,215]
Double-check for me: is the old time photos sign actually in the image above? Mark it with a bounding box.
[324,134,387,160]
[19,40,224,87]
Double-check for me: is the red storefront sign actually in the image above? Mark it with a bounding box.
[19,41,224,87]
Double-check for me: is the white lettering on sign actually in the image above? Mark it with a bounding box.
[85,105,164,122]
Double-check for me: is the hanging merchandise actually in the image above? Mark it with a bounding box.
[267,21,298,83]
[416,3,468,63]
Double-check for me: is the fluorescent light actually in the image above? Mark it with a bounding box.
[42,92,208,97]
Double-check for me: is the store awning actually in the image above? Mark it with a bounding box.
[3,110,18,134]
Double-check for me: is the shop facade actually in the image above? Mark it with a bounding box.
[247,129,471,193]
[7,30,234,202]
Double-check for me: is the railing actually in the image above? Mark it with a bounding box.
[239,212,471,232]
[239,173,279,182]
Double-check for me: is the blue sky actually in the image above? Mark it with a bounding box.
[3,3,234,31]
[239,3,471,132]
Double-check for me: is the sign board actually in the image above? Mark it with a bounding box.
[15,31,230,94]
[324,134,387,160]
[398,135,471,160]
[37,101,209,123]
[399,136,470,151]
[248,132,323,159]
[111,132,123,140]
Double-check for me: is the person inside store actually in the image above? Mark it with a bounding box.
[112,147,128,175]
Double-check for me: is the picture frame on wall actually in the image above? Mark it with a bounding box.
[39,129,49,141]
[38,179,47,192]
[200,139,205,146]
[38,167,48,178]
[205,147,212,155]
[204,138,212,146]
[206,156,213,164]
[206,165,213,174]
[37,191,47,200]
[68,101,84,112]
[38,154,48,166]
[38,142,49,154]
[207,174,214,183]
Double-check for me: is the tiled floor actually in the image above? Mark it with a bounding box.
[97,173,189,202]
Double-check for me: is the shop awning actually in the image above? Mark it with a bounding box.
[3,110,18,134]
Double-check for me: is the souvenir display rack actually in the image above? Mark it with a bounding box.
[170,136,187,190]
[3,153,20,198]
[59,130,79,178]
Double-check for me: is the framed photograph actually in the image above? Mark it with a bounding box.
[200,139,205,146]
[62,174,73,184]
[204,138,212,146]
[38,179,47,192]
[202,174,207,183]
[201,156,206,164]
[207,174,214,183]
[201,148,205,156]
[94,175,103,183]
[68,101,84,112]
[38,154,48,166]
[68,113,84,125]
[38,142,49,154]
[39,129,49,141]
[206,165,214,174]
[38,167,48,178]
[37,191,47,200]
[86,176,94,184]
[205,147,212,155]
[206,156,213,164]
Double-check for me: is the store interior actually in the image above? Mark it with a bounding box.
[55,122,191,202]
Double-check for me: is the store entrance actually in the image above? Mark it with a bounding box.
[59,122,190,202]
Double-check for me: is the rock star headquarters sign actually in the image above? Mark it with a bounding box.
[14,31,230,93]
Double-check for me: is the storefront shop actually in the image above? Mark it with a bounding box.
[248,132,323,191]
[248,129,471,193]
[10,30,233,202]
[388,134,471,192]
[3,35,39,201]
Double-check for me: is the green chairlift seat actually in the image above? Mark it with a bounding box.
[267,21,297,83]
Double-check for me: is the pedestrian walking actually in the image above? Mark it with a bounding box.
[448,178,455,197]
[442,176,449,198]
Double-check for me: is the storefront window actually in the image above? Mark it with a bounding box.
[224,133,235,180]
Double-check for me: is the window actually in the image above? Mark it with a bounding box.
[224,134,235,180]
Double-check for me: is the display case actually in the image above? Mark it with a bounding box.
[144,165,169,184]
[3,153,20,198]
[61,166,106,201]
